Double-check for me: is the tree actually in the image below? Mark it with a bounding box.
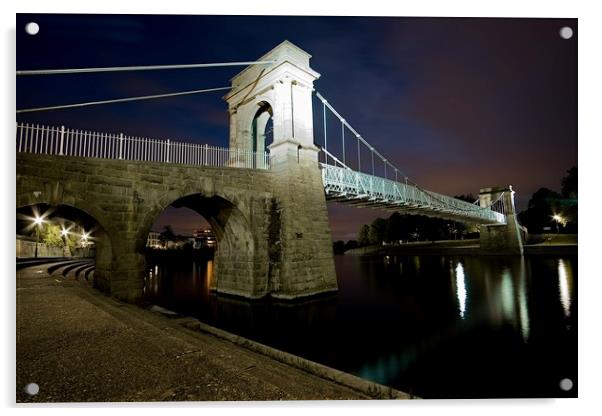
[358,224,370,246]
[518,188,562,233]
[333,240,346,254]
[65,230,80,252]
[369,218,387,244]
[560,166,578,232]
[159,225,176,247]
[385,212,404,243]
[518,167,578,234]
[344,240,359,251]
[561,167,577,199]
[41,224,64,247]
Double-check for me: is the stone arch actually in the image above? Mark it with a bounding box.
[231,94,278,154]
[16,194,115,293]
[138,186,265,298]
[252,100,274,154]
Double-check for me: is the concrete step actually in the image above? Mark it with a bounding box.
[61,261,93,280]
[47,260,86,275]
[78,265,96,282]
[16,257,71,270]
[84,267,95,282]
[50,260,90,279]
[68,262,94,281]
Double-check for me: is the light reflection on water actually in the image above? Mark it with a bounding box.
[455,262,467,319]
[517,259,530,343]
[144,254,577,398]
[558,259,573,318]
[500,268,515,320]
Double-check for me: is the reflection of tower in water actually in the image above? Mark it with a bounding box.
[516,258,530,342]
[470,258,531,343]
[493,259,530,342]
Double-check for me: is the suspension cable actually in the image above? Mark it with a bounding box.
[320,146,351,170]
[341,119,345,165]
[315,90,411,180]
[314,90,505,214]
[323,99,328,164]
[16,60,277,76]
[16,86,231,114]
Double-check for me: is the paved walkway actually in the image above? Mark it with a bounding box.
[16,264,371,402]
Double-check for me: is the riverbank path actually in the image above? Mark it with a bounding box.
[16,263,372,402]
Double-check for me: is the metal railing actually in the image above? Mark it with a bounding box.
[15,122,270,170]
[321,163,505,224]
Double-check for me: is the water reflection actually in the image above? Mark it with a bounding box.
[481,259,531,343]
[455,262,467,319]
[144,254,576,399]
[558,259,573,318]
[205,260,214,295]
[517,259,530,342]
[500,268,515,320]
[357,347,418,386]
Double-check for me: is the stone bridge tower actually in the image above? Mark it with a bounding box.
[223,41,338,299]
[479,186,526,255]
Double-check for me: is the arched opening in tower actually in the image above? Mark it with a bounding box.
[252,101,273,165]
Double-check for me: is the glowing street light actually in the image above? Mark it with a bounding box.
[32,215,45,258]
[59,227,69,257]
[81,231,89,247]
[552,214,564,234]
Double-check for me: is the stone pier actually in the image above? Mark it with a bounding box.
[479,186,527,255]
[223,40,338,298]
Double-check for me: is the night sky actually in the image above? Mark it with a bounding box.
[16,14,577,240]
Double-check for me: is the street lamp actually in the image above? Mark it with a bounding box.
[552,214,564,234]
[81,231,88,247]
[32,215,45,258]
[60,227,69,256]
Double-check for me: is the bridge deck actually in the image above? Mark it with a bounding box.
[320,164,505,224]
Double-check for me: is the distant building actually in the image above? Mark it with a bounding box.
[193,228,216,249]
[147,231,161,249]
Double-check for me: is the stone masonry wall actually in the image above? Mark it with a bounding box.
[268,142,338,299]
[16,153,275,302]
[479,187,525,255]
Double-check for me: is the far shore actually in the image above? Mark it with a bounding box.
[344,234,577,256]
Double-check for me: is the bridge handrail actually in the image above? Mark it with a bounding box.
[320,164,505,224]
[314,91,508,217]
[15,122,270,170]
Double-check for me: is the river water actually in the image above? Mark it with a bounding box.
[143,254,577,398]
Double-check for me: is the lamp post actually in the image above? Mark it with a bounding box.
[81,231,89,257]
[552,215,564,234]
[33,215,44,258]
[61,227,68,256]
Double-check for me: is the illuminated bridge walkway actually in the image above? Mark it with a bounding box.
[320,163,505,224]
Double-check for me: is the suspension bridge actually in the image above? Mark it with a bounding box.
[16,40,525,302]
